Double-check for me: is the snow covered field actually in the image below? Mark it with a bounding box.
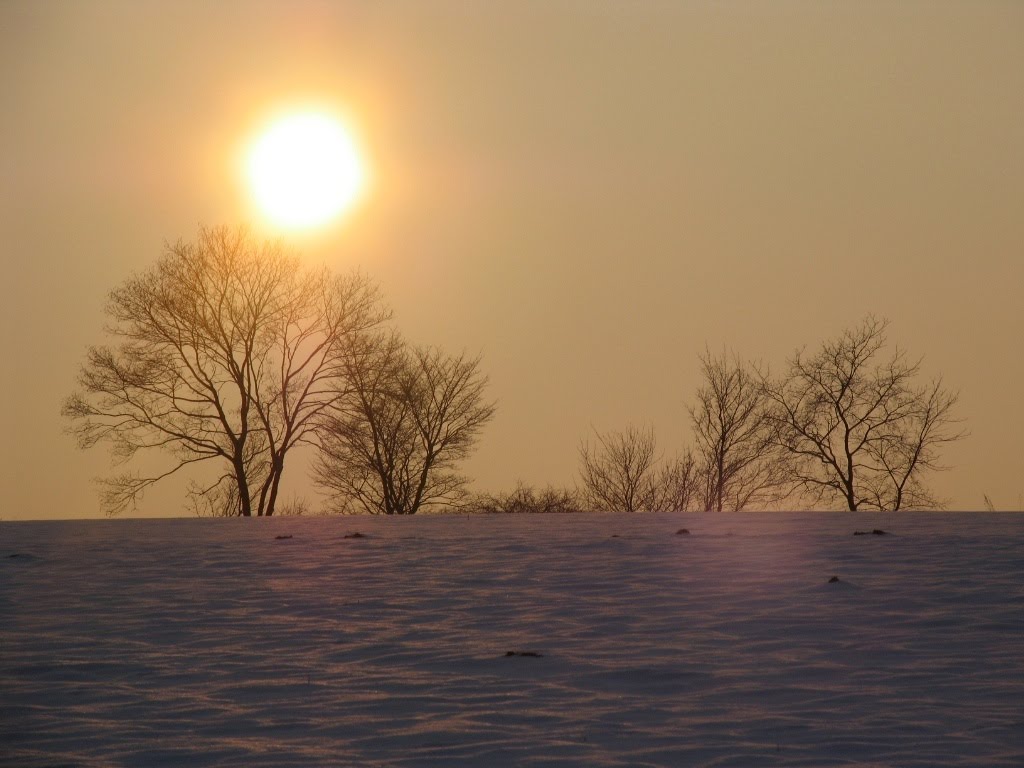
[2,512,1023,767]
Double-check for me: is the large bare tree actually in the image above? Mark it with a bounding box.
[63,226,386,516]
[313,333,496,514]
[760,316,964,510]
[689,349,789,511]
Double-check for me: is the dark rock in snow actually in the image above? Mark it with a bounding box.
[343,532,366,539]
[828,576,841,583]
[676,529,690,535]
[505,651,544,658]
[853,529,889,536]
[6,553,39,562]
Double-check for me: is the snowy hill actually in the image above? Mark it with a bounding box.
[3,512,1023,767]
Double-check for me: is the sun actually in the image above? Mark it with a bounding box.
[246,111,366,230]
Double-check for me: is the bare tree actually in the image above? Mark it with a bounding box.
[982,493,1024,512]
[314,333,496,514]
[578,425,661,512]
[654,450,701,512]
[578,425,702,513]
[63,226,386,516]
[688,349,789,511]
[760,316,965,511]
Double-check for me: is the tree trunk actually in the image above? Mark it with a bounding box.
[264,459,284,517]
[235,458,252,517]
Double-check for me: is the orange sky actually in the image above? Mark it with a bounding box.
[2,1,1022,518]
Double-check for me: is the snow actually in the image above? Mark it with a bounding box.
[2,512,1023,767]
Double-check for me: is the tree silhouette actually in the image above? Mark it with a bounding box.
[63,226,386,516]
[314,332,496,514]
[578,425,658,512]
[760,316,964,510]
[654,450,702,512]
[578,425,701,513]
[689,349,789,511]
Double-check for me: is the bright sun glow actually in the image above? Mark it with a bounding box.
[247,112,365,229]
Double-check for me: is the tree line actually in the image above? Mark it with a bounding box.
[65,227,963,516]
[571,317,963,512]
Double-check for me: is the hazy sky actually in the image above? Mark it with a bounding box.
[2,1,1022,518]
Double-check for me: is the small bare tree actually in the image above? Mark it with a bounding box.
[314,333,496,514]
[63,226,386,516]
[688,349,789,511]
[578,425,661,512]
[760,316,964,510]
[654,449,701,512]
[578,426,702,512]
